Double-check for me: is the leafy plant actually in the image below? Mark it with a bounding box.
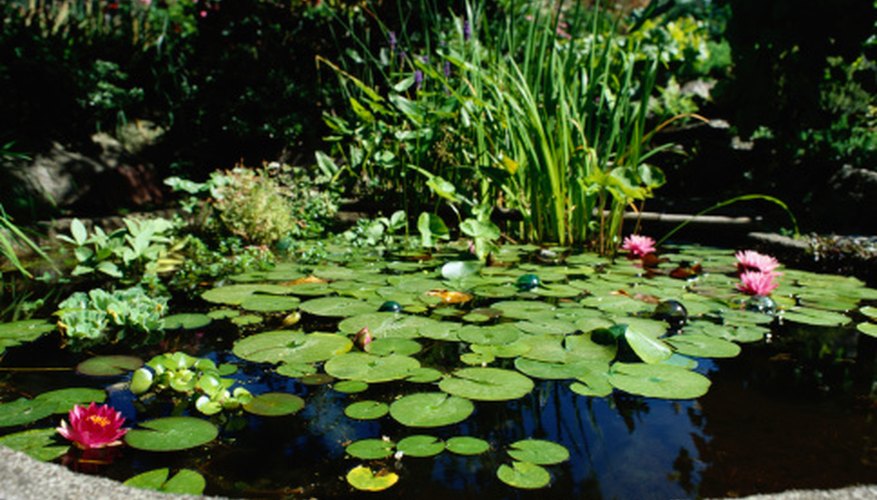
[168,237,275,295]
[0,204,54,278]
[55,286,168,346]
[341,210,408,249]
[130,352,253,416]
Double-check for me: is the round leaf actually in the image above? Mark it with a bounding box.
[125,417,218,451]
[346,438,395,459]
[299,297,376,317]
[389,392,474,428]
[76,355,143,377]
[243,392,305,417]
[608,362,711,399]
[345,400,389,420]
[346,465,399,492]
[446,436,490,455]
[162,313,212,330]
[507,439,569,465]
[666,334,742,358]
[325,353,420,383]
[439,367,534,401]
[396,435,445,458]
[497,461,551,489]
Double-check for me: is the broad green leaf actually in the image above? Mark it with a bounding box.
[608,363,711,399]
[0,428,68,461]
[666,334,741,358]
[624,327,673,364]
[124,417,218,451]
[346,465,399,492]
[242,393,305,417]
[439,367,534,401]
[496,461,551,489]
[324,353,420,383]
[76,355,143,376]
[344,400,389,420]
[446,436,490,455]
[389,392,474,427]
[507,439,569,465]
[396,435,445,458]
[346,438,395,459]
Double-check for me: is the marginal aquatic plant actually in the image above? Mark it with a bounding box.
[55,287,167,346]
[57,402,128,450]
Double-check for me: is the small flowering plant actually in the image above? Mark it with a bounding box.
[736,271,780,297]
[735,250,780,275]
[621,234,657,258]
[57,402,128,450]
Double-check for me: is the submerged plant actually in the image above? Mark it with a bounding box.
[57,402,128,450]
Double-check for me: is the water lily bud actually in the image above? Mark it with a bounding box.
[354,327,373,350]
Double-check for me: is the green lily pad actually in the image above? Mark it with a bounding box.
[515,319,577,336]
[0,319,55,346]
[334,380,369,393]
[0,398,55,427]
[685,321,767,343]
[446,436,490,455]
[861,306,877,321]
[406,367,443,383]
[492,300,556,320]
[338,312,436,339]
[162,313,212,330]
[207,308,240,320]
[233,331,352,364]
[458,324,521,345]
[532,283,583,298]
[299,297,379,317]
[324,353,420,383]
[856,322,877,338]
[231,314,263,326]
[624,327,673,364]
[346,465,399,492]
[123,468,206,495]
[389,392,474,427]
[240,295,301,312]
[461,351,495,365]
[497,461,551,489]
[507,439,570,465]
[346,438,395,459]
[275,362,316,378]
[344,400,389,420]
[242,392,305,417]
[124,417,218,451]
[201,284,293,305]
[76,355,143,376]
[396,435,445,458]
[33,388,107,413]
[439,367,534,401]
[0,428,68,461]
[514,358,604,380]
[608,362,711,399]
[666,334,742,358]
[781,308,851,327]
[366,338,422,356]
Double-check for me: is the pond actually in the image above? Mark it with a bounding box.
[0,243,875,498]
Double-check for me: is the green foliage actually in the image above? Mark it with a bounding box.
[130,352,253,416]
[341,210,408,249]
[168,237,275,295]
[55,286,167,345]
[0,204,54,278]
[56,217,182,284]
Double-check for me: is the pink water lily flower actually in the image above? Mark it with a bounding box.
[57,402,128,450]
[736,271,780,296]
[735,250,780,274]
[622,234,657,258]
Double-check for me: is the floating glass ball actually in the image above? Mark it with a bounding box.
[516,273,541,291]
[653,299,688,328]
[745,295,776,315]
[378,301,403,313]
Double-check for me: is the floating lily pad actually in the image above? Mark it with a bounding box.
[624,327,673,364]
[685,321,767,343]
[497,461,551,489]
[781,308,851,327]
[458,324,521,345]
[346,465,399,492]
[76,355,143,376]
[366,338,422,356]
[446,436,490,455]
[461,351,495,365]
[324,353,420,383]
[471,341,532,359]
[334,380,369,393]
[0,428,68,461]
[201,284,293,305]
[346,438,395,459]
[345,400,389,420]
[492,300,556,320]
[439,367,534,401]
[207,308,240,320]
[123,468,206,495]
[231,314,263,326]
[396,435,445,458]
[33,387,107,413]
[299,297,376,317]
[162,313,212,330]
[515,319,577,336]
[507,439,570,465]
[0,398,55,427]
[666,334,742,358]
[861,306,877,321]
[239,295,301,312]
[124,417,218,451]
[514,358,603,380]
[338,313,436,339]
[389,392,474,427]
[233,331,352,364]
[275,362,316,378]
[608,362,711,399]
[857,322,877,338]
[0,320,55,355]
[532,283,583,298]
[243,392,305,417]
[406,367,443,383]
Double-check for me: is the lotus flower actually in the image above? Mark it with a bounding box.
[735,250,780,275]
[621,234,657,258]
[57,402,127,449]
[736,271,779,296]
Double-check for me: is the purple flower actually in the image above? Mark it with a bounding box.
[414,70,424,90]
[421,54,429,64]
[388,31,397,53]
[443,61,451,78]
[463,20,471,41]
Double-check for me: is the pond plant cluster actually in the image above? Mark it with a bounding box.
[1,220,876,495]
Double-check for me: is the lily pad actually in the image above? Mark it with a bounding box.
[299,297,376,317]
[446,436,490,455]
[666,334,742,358]
[856,322,877,338]
[0,428,68,461]
[396,435,445,458]
[275,362,316,378]
[346,465,399,492]
[366,338,422,356]
[124,417,218,451]
[492,300,556,320]
[781,308,851,327]
[207,308,240,320]
[515,319,577,336]
[231,314,263,326]
[338,313,436,339]
[346,438,395,459]
[458,324,521,345]
[624,327,673,364]
[33,387,107,413]
[344,400,389,420]
[76,355,143,376]
[0,319,55,343]
[334,380,369,393]
[439,367,534,401]
[162,313,212,330]
[123,468,206,495]
[861,306,877,321]
[201,284,293,305]
[507,439,570,465]
[324,353,420,383]
[608,362,711,399]
[406,367,443,383]
[389,392,474,427]
[0,398,55,427]
[240,295,301,312]
[233,331,352,364]
[514,358,604,380]
[497,461,551,489]
[242,392,305,417]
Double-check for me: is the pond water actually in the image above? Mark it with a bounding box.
[0,244,875,498]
